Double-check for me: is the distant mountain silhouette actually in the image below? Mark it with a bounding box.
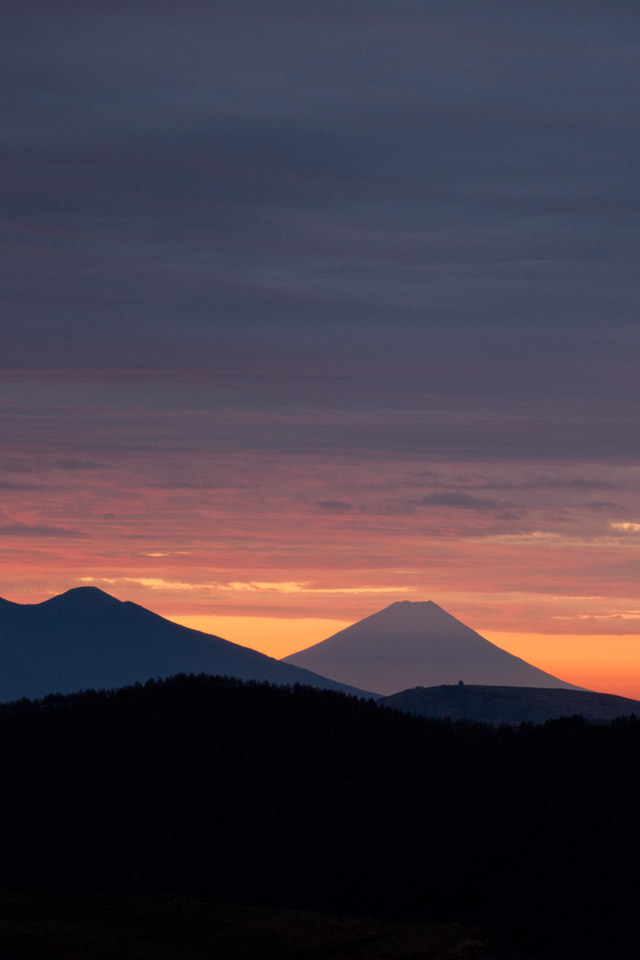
[284,600,580,695]
[379,684,640,724]
[0,587,375,702]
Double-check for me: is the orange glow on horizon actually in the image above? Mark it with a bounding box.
[167,614,352,659]
[483,631,640,701]
[166,614,640,702]
[1,451,640,702]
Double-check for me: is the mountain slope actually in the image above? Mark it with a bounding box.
[379,684,639,724]
[284,600,579,696]
[0,587,375,702]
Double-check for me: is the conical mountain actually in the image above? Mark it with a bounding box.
[283,600,580,696]
[0,586,374,702]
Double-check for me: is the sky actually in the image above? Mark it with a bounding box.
[3,1,640,697]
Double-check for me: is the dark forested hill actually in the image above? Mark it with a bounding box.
[1,675,640,958]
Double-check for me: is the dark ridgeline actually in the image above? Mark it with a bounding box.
[1,674,640,958]
[0,586,374,702]
[379,684,640,724]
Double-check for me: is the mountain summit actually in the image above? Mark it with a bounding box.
[0,587,374,702]
[283,600,579,696]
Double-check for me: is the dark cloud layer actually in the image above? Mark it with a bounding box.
[2,1,640,465]
[0,523,83,539]
[4,8,640,696]
[416,492,515,511]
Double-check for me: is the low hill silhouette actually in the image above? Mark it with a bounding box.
[285,600,579,695]
[0,587,374,702]
[0,894,494,960]
[380,684,640,724]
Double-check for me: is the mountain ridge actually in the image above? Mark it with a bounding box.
[0,587,375,702]
[284,599,580,695]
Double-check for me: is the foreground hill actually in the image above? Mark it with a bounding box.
[0,895,492,960]
[0,587,373,702]
[284,600,578,695]
[1,674,639,958]
[380,684,640,724]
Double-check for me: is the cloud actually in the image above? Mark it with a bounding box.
[554,611,640,622]
[0,523,83,538]
[221,582,413,595]
[416,492,516,511]
[148,480,248,490]
[82,576,204,591]
[0,481,41,490]
[1,460,43,474]
[314,500,353,513]
[478,531,596,546]
[537,479,615,490]
[53,459,108,471]
[82,576,412,596]
[3,1,639,403]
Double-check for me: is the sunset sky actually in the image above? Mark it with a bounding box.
[3,2,640,697]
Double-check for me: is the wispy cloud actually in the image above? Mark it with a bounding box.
[220,582,413,595]
[52,459,109,471]
[416,492,517,511]
[536,479,616,490]
[82,576,412,596]
[554,611,640,622]
[0,523,83,538]
[0,481,41,491]
[82,577,202,591]
[315,500,353,513]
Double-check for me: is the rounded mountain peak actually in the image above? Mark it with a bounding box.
[38,586,122,611]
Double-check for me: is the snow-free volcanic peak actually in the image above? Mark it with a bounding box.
[284,600,580,696]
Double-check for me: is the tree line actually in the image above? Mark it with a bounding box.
[1,674,639,957]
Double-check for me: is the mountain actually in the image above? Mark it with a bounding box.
[379,684,640,724]
[0,587,375,702]
[283,600,579,696]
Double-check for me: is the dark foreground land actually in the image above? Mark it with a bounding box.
[1,675,640,958]
[379,683,640,724]
[0,894,504,960]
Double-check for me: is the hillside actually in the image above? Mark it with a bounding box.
[380,684,640,724]
[0,587,374,702]
[285,600,578,695]
[1,674,639,958]
[0,895,492,960]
